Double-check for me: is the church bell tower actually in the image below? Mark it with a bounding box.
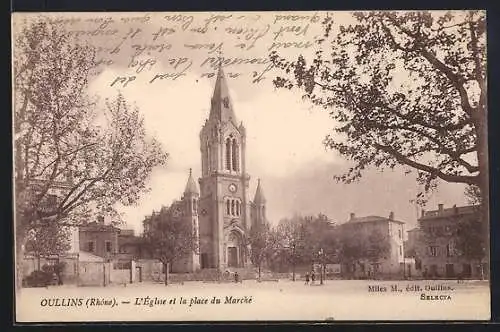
[198,66,251,270]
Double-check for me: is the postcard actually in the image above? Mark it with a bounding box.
[12,10,490,322]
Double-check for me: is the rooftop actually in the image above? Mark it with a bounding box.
[419,204,478,221]
[343,214,405,225]
[79,222,120,232]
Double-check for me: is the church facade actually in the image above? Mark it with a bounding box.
[142,67,268,273]
[196,67,267,270]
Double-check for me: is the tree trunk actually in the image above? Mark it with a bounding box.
[15,234,26,292]
[258,264,261,280]
[163,262,169,286]
[476,105,489,280]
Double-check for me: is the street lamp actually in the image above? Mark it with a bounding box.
[291,242,296,282]
[319,248,324,285]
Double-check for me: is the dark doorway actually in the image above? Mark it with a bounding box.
[201,253,209,269]
[228,247,238,267]
[136,266,142,282]
[445,264,455,278]
[430,264,438,278]
[462,264,472,278]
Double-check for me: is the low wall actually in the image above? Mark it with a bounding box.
[135,259,163,282]
[22,254,79,285]
[78,262,111,287]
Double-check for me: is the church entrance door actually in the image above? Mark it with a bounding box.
[228,247,238,267]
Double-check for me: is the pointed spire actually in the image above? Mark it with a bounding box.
[254,178,266,204]
[209,46,237,124]
[184,168,199,195]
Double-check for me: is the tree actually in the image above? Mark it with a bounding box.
[302,214,338,264]
[453,208,486,279]
[270,11,488,265]
[465,184,482,206]
[274,214,338,280]
[338,229,367,278]
[248,222,278,280]
[276,216,308,280]
[24,221,71,271]
[338,228,390,278]
[143,207,198,285]
[365,230,391,274]
[13,18,168,290]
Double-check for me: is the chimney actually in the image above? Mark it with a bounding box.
[421,209,426,218]
[438,204,444,214]
[97,215,105,224]
[350,213,355,220]
[389,211,394,220]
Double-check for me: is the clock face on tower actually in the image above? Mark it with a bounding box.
[228,183,237,193]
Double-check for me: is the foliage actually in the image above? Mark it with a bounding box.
[14,18,167,230]
[24,222,71,259]
[339,227,390,266]
[248,222,279,277]
[302,214,338,263]
[275,215,309,266]
[338,229,367,264]
[465,184,482,206]
[23,270,57,288]
[270,11,487,204]
[143,206,198,284]
[455,213,485,262]
[13,18,168,290]
[42,262,67,276]
[419,208,485,264]
[274,214,338,270]
[365,230,391,263]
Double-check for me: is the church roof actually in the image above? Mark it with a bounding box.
[253,179,266,204]
[184,168,199,195]
[209,66,238,125]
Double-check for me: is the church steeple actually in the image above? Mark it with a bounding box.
[184,168,199,196]
[253,179,266,204]
[209,64,237,125]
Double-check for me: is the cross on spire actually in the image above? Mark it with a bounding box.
[216,44,224,75]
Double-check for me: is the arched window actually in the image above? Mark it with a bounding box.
[236,201,240,216]
[225,138,231,171]
[226,200,230,215]
[192,198,197,213]
[232,139,239,171]
[231,200,235,216]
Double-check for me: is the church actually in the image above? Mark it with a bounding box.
[164,66,268,272]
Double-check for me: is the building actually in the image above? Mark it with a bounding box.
[21,177,81,285]
[416,204,486,279]
[188,66,267,270]
[339,212,405,278]
[139,66,268,273]
[117,229,148,260]
[79,216,120,260]
[25,178,80,255]
[404,228,421,257]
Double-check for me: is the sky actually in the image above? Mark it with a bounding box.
[15,11,470,234]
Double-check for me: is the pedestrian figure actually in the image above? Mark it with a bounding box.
[234,271,239,283]
[311,271,316,285]
[304,272,310,285]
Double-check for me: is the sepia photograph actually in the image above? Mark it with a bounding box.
[12,10,489,322]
